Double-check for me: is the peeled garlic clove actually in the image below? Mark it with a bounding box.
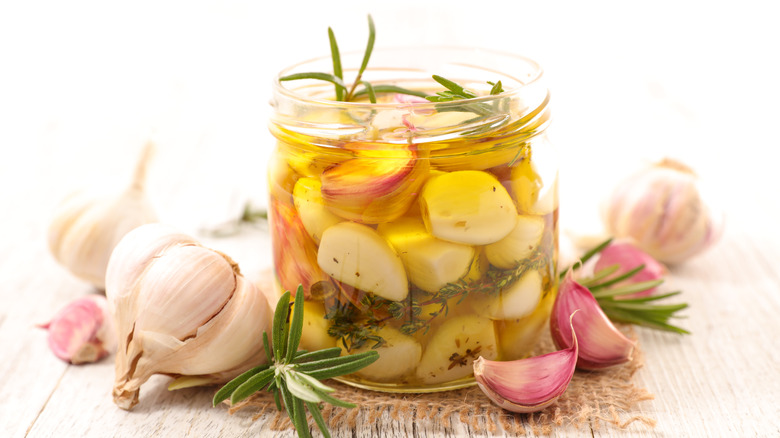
[497,292,555,360]
[294,300,337,352]
[476,270,543,320]
[416,314,498,384]
[474,312,578,413]
[602,158,724,264]
[317,222,409,302]
[484,215,545,269]
[350,326,421,382]
[292,177,344,244]
[377,216,475,293]
[106,224,272,410]
[38,295,116,364]
[593,241,667,298]
[420,170,517,245]
[48,141,157,289]
[509,144,558,215]
[551,273,635,370]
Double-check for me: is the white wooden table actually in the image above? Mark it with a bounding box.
[2,1,779,436]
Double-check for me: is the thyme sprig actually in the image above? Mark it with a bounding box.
[324,301,386,352]
[325,247,552,348]
[213,286,379,438]
[561,238,690,334]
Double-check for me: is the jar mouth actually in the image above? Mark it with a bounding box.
[273,46,544,110]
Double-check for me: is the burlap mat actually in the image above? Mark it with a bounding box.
[228,325,655,435]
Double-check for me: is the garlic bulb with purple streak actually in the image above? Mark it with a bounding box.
[602,158,723,264]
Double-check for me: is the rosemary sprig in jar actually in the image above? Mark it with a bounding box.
[278,14,504,115]
[213,286,379,438]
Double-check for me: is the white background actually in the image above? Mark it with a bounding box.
[1,0,778,233]
[1,2,779,436]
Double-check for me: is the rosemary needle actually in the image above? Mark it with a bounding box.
[214,286,379,438]
[560,238,690,334]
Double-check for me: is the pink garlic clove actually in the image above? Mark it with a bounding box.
[473,312,578,413]
[38,295,116,364]
[593,241,667,298]
[551,273,635,370]
[393,93,430,104]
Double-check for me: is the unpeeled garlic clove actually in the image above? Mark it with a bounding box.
[320,145,429,224]
[106,224,272,410]
[473,312,578,413]
[551,273,635,370]
[593,241,667,298]
[38,295,116,364]
[48,141,157,289]
[269,198,332,299]
[602,158,724,264]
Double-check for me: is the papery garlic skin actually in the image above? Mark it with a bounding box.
[106,224,272,410]
[551,273,635,370]
[38,294,116,364]
[474,312,578,413]
[602,158,723,264]
[593,241,667,298]
[48,142,157,289]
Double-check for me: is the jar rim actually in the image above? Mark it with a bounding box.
[272,46,544,110]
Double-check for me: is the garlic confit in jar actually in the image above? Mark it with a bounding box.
[268,47,558,392]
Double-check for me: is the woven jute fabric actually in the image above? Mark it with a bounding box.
[229,325,655,435]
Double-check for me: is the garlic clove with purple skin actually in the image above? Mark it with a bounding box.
[473,312,578,413]
[551,272,635,370]
[593,241,667,298]
[38,295,116,364]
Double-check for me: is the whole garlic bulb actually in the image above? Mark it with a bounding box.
[48,142,157,289]
[602,158,723,264]
[106,224,272,410]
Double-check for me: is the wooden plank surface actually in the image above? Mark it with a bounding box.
[2,1,780,437]
[2,210,779,437]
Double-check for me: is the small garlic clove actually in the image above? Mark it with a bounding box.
[593,241,667,298]
[551,273,635,370]
[473,312,578,413]
[38,295,116,364]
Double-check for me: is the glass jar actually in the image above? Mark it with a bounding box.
[267,47,558,392]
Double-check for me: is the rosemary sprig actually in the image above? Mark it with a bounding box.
[277,15,506,112]
[344,14,375,101]
[561,239,690,334]
[213,286,379,438]
[425,75,507,117]
[279,15,419,104]
[328,27,343,101]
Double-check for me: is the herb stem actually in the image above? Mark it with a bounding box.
[344,15,376,102]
